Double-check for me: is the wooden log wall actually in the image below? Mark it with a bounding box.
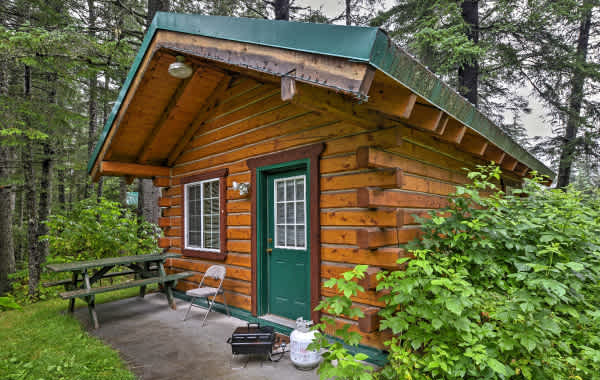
[158,76,521,351]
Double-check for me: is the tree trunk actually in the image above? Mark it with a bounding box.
[345,0,351,25]
[556,2,592,188]
[57,168,66,208]
[0,46,16,295]
[458,0,479,107]
[147,0,169,26]
[0,175,16,296]
[273,0,290,20]
[23,64,41,298]
[85,0,98,199]
[137,179,159,224]
[37,142,53,264]
[119,178,128,207]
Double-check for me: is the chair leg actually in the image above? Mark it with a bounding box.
[222,290,231,317]
[183,297,196,321]
[202,294,218,327]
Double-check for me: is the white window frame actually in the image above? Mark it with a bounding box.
[184,178,220,252]
[274,175,307,250]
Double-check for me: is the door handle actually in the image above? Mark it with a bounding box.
[266,248,272,254]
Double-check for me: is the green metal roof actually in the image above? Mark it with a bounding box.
[88,12,554,178]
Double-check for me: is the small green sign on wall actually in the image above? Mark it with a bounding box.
[126,192,138,207]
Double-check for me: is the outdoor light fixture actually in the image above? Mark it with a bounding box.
[232,181,250,196]
[168,56,193,79]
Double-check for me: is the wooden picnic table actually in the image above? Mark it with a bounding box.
[46,253,193,329]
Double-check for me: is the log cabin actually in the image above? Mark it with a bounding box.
[88,12,554,361]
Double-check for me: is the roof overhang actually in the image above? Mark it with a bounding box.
[88,12,554,181]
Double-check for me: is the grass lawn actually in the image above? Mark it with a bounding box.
[0,286,157,380]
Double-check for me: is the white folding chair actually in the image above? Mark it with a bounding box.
[183,265,230,325]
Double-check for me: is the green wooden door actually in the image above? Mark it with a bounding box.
[265,169,310,320]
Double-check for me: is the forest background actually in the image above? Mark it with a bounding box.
[0,0,598,298]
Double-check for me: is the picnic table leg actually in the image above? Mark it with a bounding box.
[139,262,148,298]
[165,282,176,310]
[158,261,176,310]
[83,270,99,329]
[86,296,99,329]
[68,272,78,313]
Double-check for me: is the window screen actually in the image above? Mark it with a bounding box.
[185,179,220,251]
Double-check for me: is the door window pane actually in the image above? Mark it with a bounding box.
[274,175,306,249]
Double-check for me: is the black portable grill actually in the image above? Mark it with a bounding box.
[227,323,277,356]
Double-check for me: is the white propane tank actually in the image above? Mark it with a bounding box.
[290,317,321,370]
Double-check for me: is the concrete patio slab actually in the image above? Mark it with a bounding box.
[74,293,319,380]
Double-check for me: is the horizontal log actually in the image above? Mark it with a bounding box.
[227,227,251,240]
[226,200,251,213]
[168,268,251,295]
[402,175,456,196]
[357,188,449,209]
[321,229,357,245]
[321,209,402,227]
[320,191,358,208]
[175,280,251,311]
[322,246,408,268]
[169,258,251,281]
[320,154,359,174]
[357,267,382,291]
[158,197,178,207]
[356,228,422,249]
[323,317,391,350]
[100,161,170,178]
[321,285,386,308]
[356,146,470,185]
[158,217,181,227]
[227,214,251,226]
[162,207,181,217]
[158,237,181,249]
[227,240,251,253]
[358,307,381,333]
[153,177,171,187]
[321,169,403,191]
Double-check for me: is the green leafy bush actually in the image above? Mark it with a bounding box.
[44,198,160,262]
[315,165,600,379]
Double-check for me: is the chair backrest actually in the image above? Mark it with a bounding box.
[204,265,226,280]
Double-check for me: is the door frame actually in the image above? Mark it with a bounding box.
[258,162,310,319]
[247,143,324,323]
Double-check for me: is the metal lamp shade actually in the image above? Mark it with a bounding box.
[168,56,193,79]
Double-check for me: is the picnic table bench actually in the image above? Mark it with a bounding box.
[45,253,193,328]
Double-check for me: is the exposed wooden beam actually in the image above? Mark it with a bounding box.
[483,144,506,164]
[438,118,466,144]
[280,76,297,101]
[366,80,417,119]
[405,103,444,132]
[435,115,449,135]
[515,163,529,176]
[291,82,386,129]
[100,161,170,178]
[501,156,519,172]
[460,133,488,156]
[136,67,199,164]
[167,74,232,166]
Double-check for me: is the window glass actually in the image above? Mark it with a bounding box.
[186,178,220,251]
[274,176,306,249]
